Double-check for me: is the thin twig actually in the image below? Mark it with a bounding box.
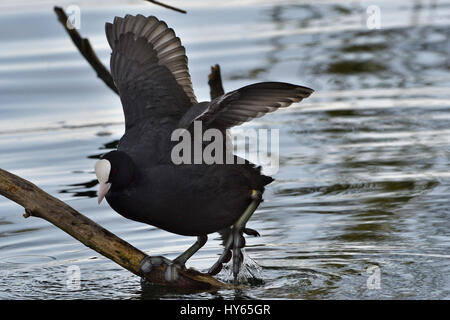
[54,6,119,95]
[144,0,187,14]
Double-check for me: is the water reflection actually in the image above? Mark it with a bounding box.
[60,139,119,198]
[0,0,449,299]
[88,139,119,160]
[59,179,98,199]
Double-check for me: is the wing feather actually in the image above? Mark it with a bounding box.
[106,14,197,105]
[106,15,198,129]
[178,82,314,129]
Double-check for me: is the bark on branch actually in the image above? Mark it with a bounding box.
[0,168,228,290]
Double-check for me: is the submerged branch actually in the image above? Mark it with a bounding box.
[0,168,228,290]
[208,64,225,100]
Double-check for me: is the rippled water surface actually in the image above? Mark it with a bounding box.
[0,0,449,299]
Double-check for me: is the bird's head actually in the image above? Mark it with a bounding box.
[94,150,135,204]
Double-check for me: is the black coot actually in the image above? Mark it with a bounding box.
[94,15,313,280]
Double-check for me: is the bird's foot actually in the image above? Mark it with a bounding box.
[208,190,262,281]
[164,261,185,282]
[208,228,247,279]
[139,255,186,282]
[140,235,208,283]
[244,227,260,237]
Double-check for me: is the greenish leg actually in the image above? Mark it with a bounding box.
[173,235,208,267]
[208,190,262,279]
[233,190,262,232]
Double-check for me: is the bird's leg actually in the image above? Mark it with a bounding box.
[173,235,208,267]
[208,190,262,280]
[139,236,208,283]
[231,190,262,280]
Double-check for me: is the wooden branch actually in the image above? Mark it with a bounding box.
[54,6,119,95]
[144,0,187,14]
[0,168,228,290]
[208,64,225,99]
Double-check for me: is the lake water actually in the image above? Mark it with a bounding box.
[0,0,449,299]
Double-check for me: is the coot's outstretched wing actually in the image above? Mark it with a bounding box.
[106,15,197,129]
[178,82,314,129]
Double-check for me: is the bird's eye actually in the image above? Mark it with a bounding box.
[111,167,118,175]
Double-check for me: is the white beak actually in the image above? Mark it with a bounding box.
[98,182,111,204]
